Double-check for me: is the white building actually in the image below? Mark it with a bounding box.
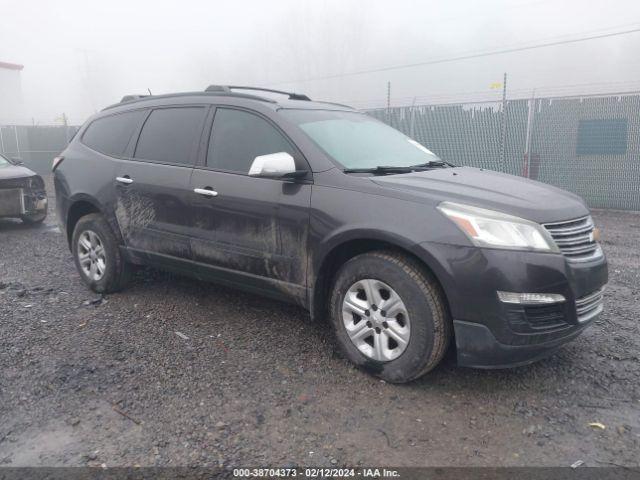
[0,61,26,124]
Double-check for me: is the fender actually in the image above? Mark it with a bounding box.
[312,226,421,276]
[308,226,456,322]
[64,193,124,247]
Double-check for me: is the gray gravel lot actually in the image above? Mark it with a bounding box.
[0,178,639,468]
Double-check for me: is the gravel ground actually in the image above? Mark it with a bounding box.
[0,178,639,468]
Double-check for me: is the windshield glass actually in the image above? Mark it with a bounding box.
[0,154,11,168]
[281,109,441,169]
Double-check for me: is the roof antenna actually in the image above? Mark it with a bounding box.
[147,88,152,95]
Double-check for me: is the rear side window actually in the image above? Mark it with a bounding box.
[134,107,206,164]
[207,108,295,173]
[82,110,144,156]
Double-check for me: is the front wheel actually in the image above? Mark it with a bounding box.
[72,213,132,293]
[329,251,451,383]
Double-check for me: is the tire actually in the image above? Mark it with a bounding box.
[71,213,132,293]
[329,250,451,383]
[20,208,47,225]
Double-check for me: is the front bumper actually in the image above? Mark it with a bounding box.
[453,317,592,368]
[0,187,47,218]
[417,242,608,368]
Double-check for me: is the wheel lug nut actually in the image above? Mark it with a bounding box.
[380,310,386,317]
[364,309,370,316]
[366,321,372,328]
[375,327,381,334]
[371,305,378,311]
[382,321,389,328]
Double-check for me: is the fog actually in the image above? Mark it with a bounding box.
[2,0,640,124]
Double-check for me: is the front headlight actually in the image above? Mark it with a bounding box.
[437,202,560,253]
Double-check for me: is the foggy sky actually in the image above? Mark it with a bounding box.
[2,0,640,124]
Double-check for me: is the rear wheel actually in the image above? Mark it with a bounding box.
[329,251,451,383]
[72,213,131,293]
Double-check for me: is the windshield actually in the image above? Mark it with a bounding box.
[281,109,442,169]
[0,154,11,168]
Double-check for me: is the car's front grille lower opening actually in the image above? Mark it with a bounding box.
[505,303,570,333]
[575,288,605,323]
[543,216,601,261]
[523,304,567,330]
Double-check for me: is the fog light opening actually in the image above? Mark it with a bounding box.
[497,291,566,305]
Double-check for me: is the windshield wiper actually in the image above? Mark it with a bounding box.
[344,161,450,174]
[343,165,414,174]
[408,160,450,168]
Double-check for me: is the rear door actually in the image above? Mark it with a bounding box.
[113,105,208,261]
[189,107,312,303]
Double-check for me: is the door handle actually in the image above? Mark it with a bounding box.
[194,187,218,197]
[116,176,133,184]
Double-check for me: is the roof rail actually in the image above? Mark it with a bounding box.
[102,90,280,111]
[120,94,151,103]
[313,100,356,109]
[205,85,311,101]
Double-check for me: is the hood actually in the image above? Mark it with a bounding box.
[371,166,589,223]
[0,164,36,181]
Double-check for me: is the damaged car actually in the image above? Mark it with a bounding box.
[0,153,47,224]
[53,85,608,383]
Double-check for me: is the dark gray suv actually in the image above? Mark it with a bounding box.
[53,85,608,382]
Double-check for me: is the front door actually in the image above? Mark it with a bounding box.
[189,107,311,303]
[114,105,207,260]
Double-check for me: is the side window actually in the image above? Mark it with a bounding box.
[134,107,206,164]
[82,110,144,156]
[207,108,295,173]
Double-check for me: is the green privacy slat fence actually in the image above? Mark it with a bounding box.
[367,93,640,211]
[2,93,639,210]
[0,125,79,175]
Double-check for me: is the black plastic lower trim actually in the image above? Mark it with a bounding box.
[453,319,592,369]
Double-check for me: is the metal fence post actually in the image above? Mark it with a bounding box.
[524,93,536,178]
[13,125,21,161]
[409,97,417,139]
[500,72,508,170]
[386,81,391,124]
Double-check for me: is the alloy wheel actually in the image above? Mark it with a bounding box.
[77,230,107,281]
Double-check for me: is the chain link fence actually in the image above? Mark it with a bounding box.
[0,125,78,175]
[367,92,640,211]
[2,92,639,210]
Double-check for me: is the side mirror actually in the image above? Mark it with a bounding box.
[248,152,307,179]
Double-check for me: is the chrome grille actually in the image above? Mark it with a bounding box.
[0,176,30,189]
[543,216,602,262]
[575,288,605,323]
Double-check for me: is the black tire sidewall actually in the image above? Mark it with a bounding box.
[330,254,440,383]
[71,214,125,293]
[20,208,47,224]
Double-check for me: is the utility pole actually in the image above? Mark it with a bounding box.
[78,48,97,114]
[500,72,508,170]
